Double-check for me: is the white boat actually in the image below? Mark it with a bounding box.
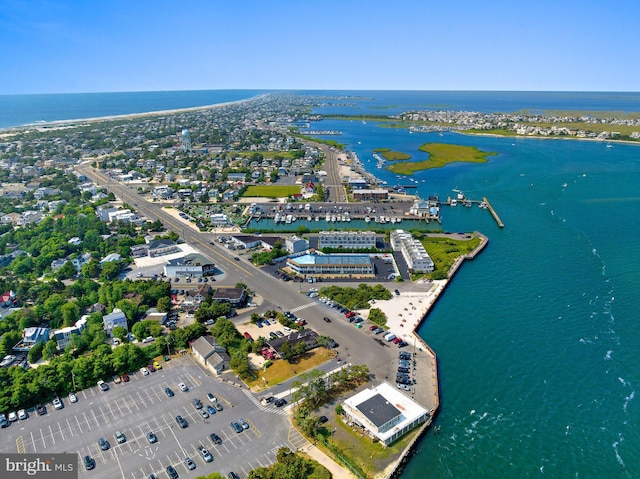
[390,217,396,224]
[479,201,488,209]
[325,213,331,221]
[274,213,280,223]
[291,215,297,222]
[396,217,402,223]
[365,216,371,223]
[315,216,319,222]
[331,215,336,222]
[285,215,292,224]
[450,199,458,207]
[307,216,312,222]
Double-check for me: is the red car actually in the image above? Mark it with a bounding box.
[345,311,356,318]
[392,337,402,344]
[147,364,156,372]
[369,325,378,331]
[121,374,130,383]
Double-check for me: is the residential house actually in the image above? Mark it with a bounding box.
[102,308,128,336]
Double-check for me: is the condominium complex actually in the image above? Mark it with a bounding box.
[318,230,377,250]
[389,229,434,273]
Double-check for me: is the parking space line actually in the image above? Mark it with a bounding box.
[48,424,55,445]
[56,421,65,441]
[90,408,101,428]
[73,415,84,435]
[65,418,74,437]
[82,411,92,431]
[105,402,117,421]
[39,428,46,449]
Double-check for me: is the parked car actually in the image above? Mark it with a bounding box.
[206,404,216,415]
[147,364,155,372]
[176,415,188,428]
[210,433,222,445]
[52,397,63,410]
[319,415,328,424]
[68,392,78,403]
[113,375,122,384]
[115,430,126,444]
[146,431,158,444]
[83,455,95,470]
[98,437,110,450]
[178,382,188,392]
[397,383,411,391]
[165,387,175,397]
[121,374,130,382]
[8,411,18,422]
[166,465,178,479]
[199,409,209,419]
[36,404,46,416]
[199,446,213,463]
[397,340,408,348]
[17,409,28,420]
[399,352,411,360]
[140,367,149,376]
[97,380,109,391]
[228,472,240,479]
[323,316,332,323]
[184,457,196,470]
[398,366,410,373]
[239,418,249,430]
[231,421,243,433]
[193,398,203,409]
[274,398,287,407]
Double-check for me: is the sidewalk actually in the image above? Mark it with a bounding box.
[300,442,356,479]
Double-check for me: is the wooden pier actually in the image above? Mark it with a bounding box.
[482,196,504,228]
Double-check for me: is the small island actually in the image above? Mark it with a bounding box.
[374,147,412,161]
[385,142,496,174]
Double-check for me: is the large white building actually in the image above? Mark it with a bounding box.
[286,253,374,278]
[318,231,376,250]
[342,382,430,446]
[390,229,434,273]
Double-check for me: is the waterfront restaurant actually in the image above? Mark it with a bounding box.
[342,382,430,446]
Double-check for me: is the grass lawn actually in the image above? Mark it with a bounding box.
[246,348,336,391]
[242,185,301,198]
[411,234,481,280]
[386,143,496,175]
[314,415,421,478]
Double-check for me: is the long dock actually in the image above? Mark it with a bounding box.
[482,196,504,228]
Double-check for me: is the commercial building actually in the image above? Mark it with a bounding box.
[190,336,230,375]
[318,231,376,250]
[353,189,389,201]
[342,382,430,446]
[210,287,247,307]
[164,253,216,278]
[284,235,309,254]
[390,229,434,273]
[286,253,374,278]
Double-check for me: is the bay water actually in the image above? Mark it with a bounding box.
[4,90,640,477]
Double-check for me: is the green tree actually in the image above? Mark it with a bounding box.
[112,326,128,342]
[28,341,45,363]
[156,296,172,313]
[42,339,59,360]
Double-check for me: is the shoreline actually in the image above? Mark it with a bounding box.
[0,93,270,134]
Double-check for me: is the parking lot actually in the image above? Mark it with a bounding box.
[0,356,299,479]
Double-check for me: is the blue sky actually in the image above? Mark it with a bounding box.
[1,0,639,94]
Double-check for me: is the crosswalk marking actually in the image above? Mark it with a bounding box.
[289,302,317,314]
[241,389,288,417]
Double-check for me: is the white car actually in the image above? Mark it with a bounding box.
[17,409,28,420]
[199,409,209,419]
[52,397,63,410]
[68,392,78,403]
[8,411,18,422]
[140,367,149,376]
[178,382,188,392]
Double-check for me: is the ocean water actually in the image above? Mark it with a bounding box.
[0,89,272,129]
[5,90,640,478]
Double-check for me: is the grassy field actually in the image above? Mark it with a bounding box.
[411,234,482,279]
[246,348,336,391]
[385,143,496,175]
[374,147,411,160]
[242,185,301,198]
